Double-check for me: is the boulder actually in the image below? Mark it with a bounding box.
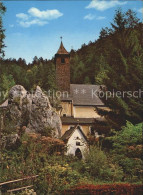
[7,85,62,138]
[2,134,21,150]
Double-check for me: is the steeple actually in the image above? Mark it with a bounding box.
[57,41,69,55]
[55,38,70,92]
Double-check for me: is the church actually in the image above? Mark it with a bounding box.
[55,40,107,139]
[0,39,108,159]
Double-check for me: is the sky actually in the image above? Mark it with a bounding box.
[2,0,143,63]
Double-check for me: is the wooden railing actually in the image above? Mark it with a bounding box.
[0,175,38,193]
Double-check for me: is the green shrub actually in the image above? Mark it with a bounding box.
[34,163,88,195]
[107,122,143,182]
[83,146,123,182]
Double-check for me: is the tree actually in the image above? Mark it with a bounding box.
[107,122,143,181]
[96,9,143,129]
[84,146,123,181]
[99,9,140,38]
[0,2,6,57]
[17,57,27,67]
[99,27,112,39]
[125,9,140,28]
[84,76,91,84]
[111,8,126,32]
[0,74,15,103]
[32,56,39,65]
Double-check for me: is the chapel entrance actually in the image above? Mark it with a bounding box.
[75,148,82,159]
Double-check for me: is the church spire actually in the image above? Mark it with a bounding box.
[55,37,70,92]
[57,37,69,54]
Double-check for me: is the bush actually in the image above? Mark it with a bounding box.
[64,183,143,195]
[34,164,88,195]
[107,122,143,182]
[83,146,123,181]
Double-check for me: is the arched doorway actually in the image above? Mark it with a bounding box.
[75,148,82,160]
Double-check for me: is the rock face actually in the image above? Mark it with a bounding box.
[2,134,21,150]
[8,85,62,138]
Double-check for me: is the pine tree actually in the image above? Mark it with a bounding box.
[97,9,143,129]
[0,2,6,57]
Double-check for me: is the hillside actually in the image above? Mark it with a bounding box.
[1,9,142,129]
[0,4,143,194]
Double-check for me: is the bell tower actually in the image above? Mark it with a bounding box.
[55,38,70,92]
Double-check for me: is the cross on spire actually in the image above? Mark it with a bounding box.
[60,36,63,41]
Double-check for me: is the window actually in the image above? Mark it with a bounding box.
[61,58,65,64]
[8,100,12,104]
[63,114,66,117]
[76,141,81,146]
[90,126,95,135]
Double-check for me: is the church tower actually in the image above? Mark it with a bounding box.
[55,39,70,92]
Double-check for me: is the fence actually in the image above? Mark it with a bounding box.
[0,175,38,194]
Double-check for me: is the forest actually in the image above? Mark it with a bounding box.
[0,8,142,129]
[0,2,143,194]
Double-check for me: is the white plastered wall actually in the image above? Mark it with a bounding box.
[66,128,87,158]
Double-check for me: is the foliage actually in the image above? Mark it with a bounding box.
[0,121,142,194]
[1,115,18,135]
[83,146,123,182]
[70,9,143,129]
[0,133,87,194]
[0,8,142,128]
[0,6,142,194]
[0,57,56,108]
[40,126,53,137]
[34,163,87,195]
[17,189,36,195]
[64,183,143,195]
[107,122,143,182]
[95,9,143,129]
[0,2,6,57]
[0,133,62,182]
[0,74,15,103]
[109,121,142,146]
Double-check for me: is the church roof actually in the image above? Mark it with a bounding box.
[57,41,69,54]
[69,84,104,106]
[61,117,106,124]
[61,126,76,141]
[61,125,87,142]
[61,117,95,124]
